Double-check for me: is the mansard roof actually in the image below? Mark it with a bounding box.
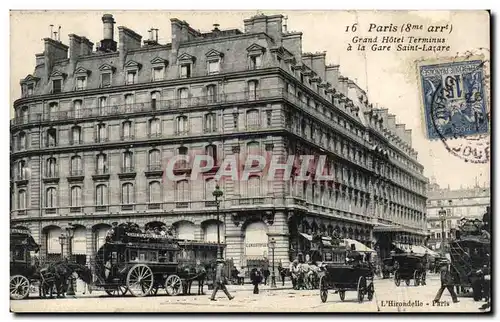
[20,74,40,85]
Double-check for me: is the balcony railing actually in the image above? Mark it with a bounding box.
[70,206,82,213]
[147,203,161,210]
[121,167,135,174]
[95,205,108,212]
[147,163,162,171]
[121,204,134,211]
[69,169,83,177]
[69,139,83,145]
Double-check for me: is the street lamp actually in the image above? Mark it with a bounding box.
[212,184,224,260]
[58,234,66,260]
[269,237,277,288]
[65,224,76,296]
[438,207,447,254]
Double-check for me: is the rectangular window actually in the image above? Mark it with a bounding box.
[52,79,62,93]
[27,84,34,96]
[248,81,257,100]
[204,114,216,132]
[127,71,137,84]
[250,55,262,69]
[208,60,220,74]
[266,110,272,127]
[101,73,111,87]
[179,88,189,108]
[122,122,132,139]
[152,67,164,81]
[180,64,191,78]
[76,76,87,90]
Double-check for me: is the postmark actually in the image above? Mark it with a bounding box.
[417,54,490,163]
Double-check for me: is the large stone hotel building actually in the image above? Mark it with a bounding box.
[10,13,428,267]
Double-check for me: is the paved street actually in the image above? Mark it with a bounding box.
[10,274,488,313]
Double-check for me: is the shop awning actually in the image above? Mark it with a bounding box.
[344,239,375,253]
[373,225,427,236]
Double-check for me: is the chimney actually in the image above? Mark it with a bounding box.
[43,37,68,80]
[68,34,83,73]
[282,32,302,60]
[244,14,283,43]
[396,124,406,141]
[325,64,340,89]
[405,129,412,146]
[144,28,159,46]
[311,52,326,80]
[81,37,94,56]
[98,14,117,52]
[118,26,142,65]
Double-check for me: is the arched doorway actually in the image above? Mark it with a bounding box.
[44,226,62,261]
[71,225,87,265]
[145,221,165,231]
[174,221,195,240]
[93,224,111,253]
[202,220,225,243]
[244,221,268,272]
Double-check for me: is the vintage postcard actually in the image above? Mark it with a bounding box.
[9,10,491,313]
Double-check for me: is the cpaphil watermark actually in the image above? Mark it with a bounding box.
[162,151,335,183]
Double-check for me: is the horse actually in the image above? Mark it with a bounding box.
[181,263,208,295]
[37,261,93,298]
[277,266,290,286]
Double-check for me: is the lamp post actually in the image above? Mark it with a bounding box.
[269,237,277,288]
[58,234,66,260]
[438,207,447,254]
[65,224,76,296]
[212,184,224,260]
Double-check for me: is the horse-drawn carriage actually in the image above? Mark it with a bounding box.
[393,253,426,287]
[10,228,40,300]
[318,239,375,303]
[94,223,217,297]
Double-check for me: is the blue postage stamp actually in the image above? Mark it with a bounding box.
[419,60,489,140]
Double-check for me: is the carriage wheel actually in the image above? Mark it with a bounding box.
[319,276,328,303]
[394,272,401,287]
[165,275,182,296]
[357,276,366,303]
[414,271,420,286]
[405,279,410,286]
[105,286,128,297]
[339,290,346,301]
[126,264,154,297]
[10,275,30,300]
[367,282,375,301]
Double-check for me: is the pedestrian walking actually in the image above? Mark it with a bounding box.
[433,264,459,304]
[262,267,270,285]
[210,259,234,301]
[250,268,263,294]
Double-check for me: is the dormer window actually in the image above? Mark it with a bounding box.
[76,76,87,90]
[178,53,196,79]
[20,75,39,98]
[205,49,223,75]
[246,43,266,70]
[180,64,191,79]
[127,70,137,84]
[52,79,62,94]
[150,57,168,82]
[98,63,115,88]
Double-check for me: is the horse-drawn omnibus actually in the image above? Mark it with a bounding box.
[94,223,221,297]
[10,227,40,300]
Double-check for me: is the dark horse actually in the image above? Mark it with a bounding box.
[36,261,93,298]
[182,262,209,295]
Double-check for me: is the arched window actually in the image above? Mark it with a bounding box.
[98,97,107,116]
[178,88,189,107]
[204,113,216,132]
[205,144,217,164]
[149,181,161,203]
[123,151,133,172]
[70,186,82,207]
[148,149,161,169]
[96,123,107,142]
[247,176,260,197]
[122,120,132,139]
[248,80,258,100]
[18,189,26,209]
[206,85,217,103]
[46,157,57,177]
[45,187,56,208]
[18,131,27,150]
[95,184,108,206]
[69,155,81,175]
[46,128,57,147]
[247,141,259,155]
[71,125,81,145]
[204,178,216,199]
[96,153,107,174]
[176,180,189,201]
[246,109,259,128]
[17,160,27,180]
[177,116,188,134]
[121,183,134,204]
[73,100,82,118]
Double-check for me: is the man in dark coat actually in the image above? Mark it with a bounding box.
[433,264,459,304]
[210,259,234,301]
[250,268,263,294]
[262,267,270,285]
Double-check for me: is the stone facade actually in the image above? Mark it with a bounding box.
[10,13,428,268]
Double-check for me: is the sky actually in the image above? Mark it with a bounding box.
[9,10,490,190]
